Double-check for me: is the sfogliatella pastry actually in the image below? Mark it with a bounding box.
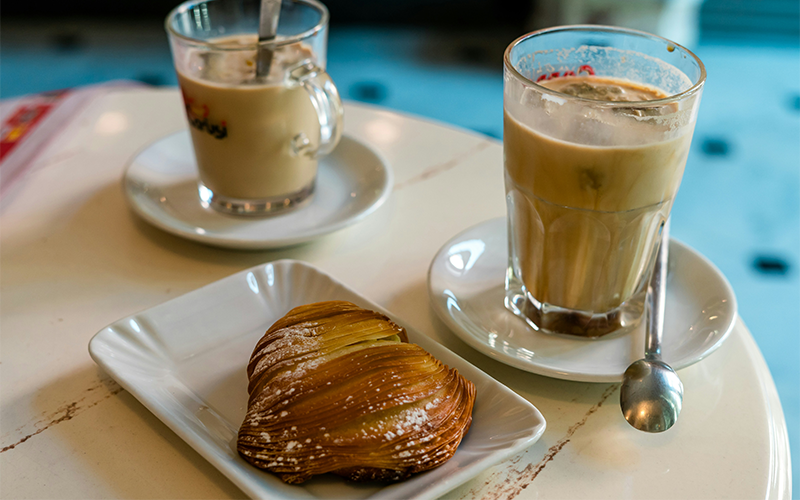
[237,300,476,484]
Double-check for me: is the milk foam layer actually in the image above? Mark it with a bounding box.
[183,34,315,84]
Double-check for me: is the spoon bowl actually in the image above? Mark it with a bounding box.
[620,358,684,432]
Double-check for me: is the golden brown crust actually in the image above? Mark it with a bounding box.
[237,300,476,484]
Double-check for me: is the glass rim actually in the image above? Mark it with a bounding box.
[503,25,707,106]
[165,0,329,51]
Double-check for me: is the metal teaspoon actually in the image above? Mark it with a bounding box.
[620,219,684,432]
[256,0,281,79]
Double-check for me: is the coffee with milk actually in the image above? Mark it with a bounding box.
[177,36,319,205]
[504,75,692,336]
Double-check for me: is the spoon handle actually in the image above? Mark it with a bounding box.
[645,218,669,361]
[256,0,281,78]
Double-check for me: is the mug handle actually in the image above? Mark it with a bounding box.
[289,61,344,158]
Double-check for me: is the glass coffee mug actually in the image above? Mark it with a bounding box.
[503,26,705,338]
[166,0,343,215]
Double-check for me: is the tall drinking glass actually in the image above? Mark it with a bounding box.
[166,0,343,216]
[503,26,705,338]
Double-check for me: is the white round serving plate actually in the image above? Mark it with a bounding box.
[428,217,738,383]
[123,130,392,249]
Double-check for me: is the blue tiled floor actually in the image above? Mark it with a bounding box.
[2,23,798,491]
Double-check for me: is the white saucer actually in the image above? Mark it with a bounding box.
[428,217,738,383]
[123,131,392,249]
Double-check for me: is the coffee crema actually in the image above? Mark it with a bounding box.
[540,75,668,102]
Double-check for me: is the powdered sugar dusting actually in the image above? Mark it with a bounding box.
[401,407,429,430]
[425,398,441,411]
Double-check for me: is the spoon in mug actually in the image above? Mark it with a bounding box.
[256,0,281,79]
[620,219,684,432]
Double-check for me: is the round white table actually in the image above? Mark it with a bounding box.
[0,88,791,499]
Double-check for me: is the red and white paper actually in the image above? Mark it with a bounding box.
[0,81,144,197]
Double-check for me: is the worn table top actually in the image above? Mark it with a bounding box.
[0,88,791,499]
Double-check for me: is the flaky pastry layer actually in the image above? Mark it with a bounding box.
[237,301,476,484]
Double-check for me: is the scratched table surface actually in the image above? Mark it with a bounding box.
[0,88,791,499]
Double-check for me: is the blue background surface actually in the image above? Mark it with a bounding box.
[2,7,798,493]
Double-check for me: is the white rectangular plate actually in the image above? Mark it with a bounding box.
[89,260,546,500]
